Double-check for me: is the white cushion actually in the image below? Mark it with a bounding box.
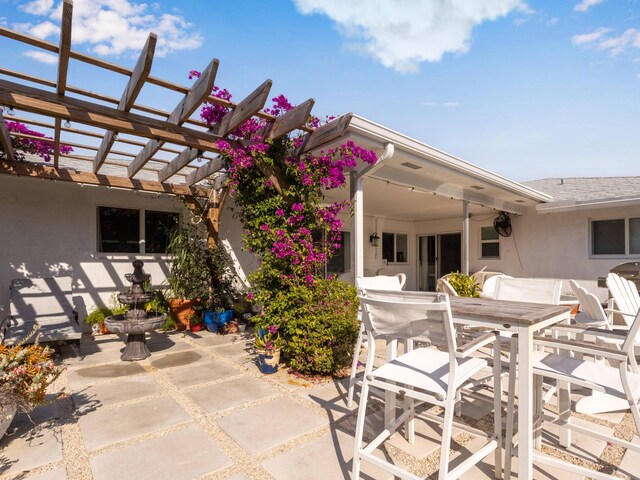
[533,351,640,399]
[371,348,487,398]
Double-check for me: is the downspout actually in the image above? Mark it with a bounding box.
[351,143,395,280]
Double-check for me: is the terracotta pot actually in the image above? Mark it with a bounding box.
[190,323,203,332]
[99,321,113,335]
[168,298,194,330]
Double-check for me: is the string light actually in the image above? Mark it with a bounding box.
[7,106,15,116]
[113,132,120,141]
[63,119,71,128]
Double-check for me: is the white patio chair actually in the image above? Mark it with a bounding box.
[436,277,458,296]
[606,272,640,326]
[479,274,513,299]
[495,277,562,479]
[353,290,502,480]
[346,274,406,407]
[507,309,640,480]
[569,279,611,329]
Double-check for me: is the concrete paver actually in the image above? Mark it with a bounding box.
[66,362,146,389]
[0,407,63,476]
[71,376,163,413]
[149,350,207,369]
[262,429,396,480]
[162,361,241,389]
[89,425,232,480]
[187,376,278,414]
[77,395,190,451]
[217,398,328,454]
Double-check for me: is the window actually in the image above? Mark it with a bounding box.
[480,226,500,258]
[591,217,640,256]
[327,232,351,276]
[97,207,178,254]
[382,232,408,263]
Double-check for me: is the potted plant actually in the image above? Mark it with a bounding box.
[254,324,284,374]
[446,271,481,298]
[166,225,236,330]
[0,326,66,437]
[84,293,129,335]
[188,312,204,332]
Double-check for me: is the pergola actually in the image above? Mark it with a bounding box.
[0,0,351,243]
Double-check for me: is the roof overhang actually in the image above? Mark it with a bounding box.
[536,195,640,214]
[323,114,551,222]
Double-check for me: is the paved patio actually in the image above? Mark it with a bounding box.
[1,330,639,480]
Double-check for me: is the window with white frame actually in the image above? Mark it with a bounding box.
[97,206,178,254]
[382,232,408,263]
[591,217,640,256]
[480,226,500,258]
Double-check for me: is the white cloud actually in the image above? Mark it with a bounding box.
[637,73,640,79]
[21,0,54,15]
[633,57,640,63]
[547,17,559,26]
[24,49,58,64]
[597,28,640,55]
[423,101,460,107]
[16,0,203,58]
[573,27,640,56]
[293,0,529,73]
[571,27,611,45]
[574,0,605,13]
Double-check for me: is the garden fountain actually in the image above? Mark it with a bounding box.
[104,260,167,361]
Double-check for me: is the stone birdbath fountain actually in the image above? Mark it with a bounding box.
[104,260,167,361]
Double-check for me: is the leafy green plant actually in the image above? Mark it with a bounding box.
[146,288,169,314]
[166,225,237,310]
[255,279,359,375]
[84,306,113,325]
[447,272,480,298]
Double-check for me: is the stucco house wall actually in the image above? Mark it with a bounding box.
[0,175,187,323]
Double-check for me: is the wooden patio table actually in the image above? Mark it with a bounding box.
[381,296,571,479]
[450,296,572,478]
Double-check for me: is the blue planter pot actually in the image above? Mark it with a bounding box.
[203,309,234,333]
[257,348,281,374]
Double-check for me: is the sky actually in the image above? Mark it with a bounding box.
[0,0,639,182]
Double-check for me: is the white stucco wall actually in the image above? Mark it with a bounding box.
[0,175,187,325]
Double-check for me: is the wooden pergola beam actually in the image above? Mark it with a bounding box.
[94,33,156,173]
[53,0,72,168]
[160,79,272,183]
[264,98,315,140]
[127,58,218,178]
[184,98,316,187]
[0,26,314,132]
[11,115,216,160]
[0,159,206,196]
[185,157,224,186]
[0,78,224,152]
[0,111,15,161]
[295,113,353,155]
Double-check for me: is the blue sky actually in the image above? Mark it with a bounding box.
[1,0,639,181]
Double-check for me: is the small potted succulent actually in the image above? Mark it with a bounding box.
[0,326,66,437]
[254,324,283,374]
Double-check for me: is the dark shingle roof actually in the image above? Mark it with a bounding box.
[522,177,640,203]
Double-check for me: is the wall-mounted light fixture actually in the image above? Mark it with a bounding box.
[369,232,380,247]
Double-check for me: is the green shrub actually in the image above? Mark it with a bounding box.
[84,306,113,325]
[256,279,359,375]
[447,271,480,298]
